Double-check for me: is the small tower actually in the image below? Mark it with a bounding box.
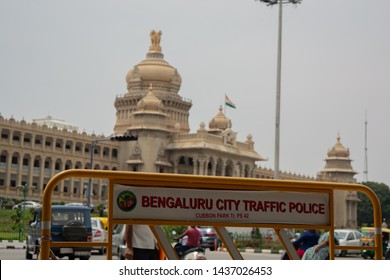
[317,134,359,228]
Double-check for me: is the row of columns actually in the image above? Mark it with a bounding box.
[172,154,254,178]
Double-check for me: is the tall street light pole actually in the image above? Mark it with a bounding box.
[256,0,301,179]
[87,134,138,207]
[17,184,27,238]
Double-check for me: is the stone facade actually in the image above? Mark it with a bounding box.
[0,31,357,228]
[0,115,119,204]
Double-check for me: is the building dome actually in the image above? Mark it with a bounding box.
[327,135,350,158]
[126,30,181,94]
[209,106,232,130]
[136,85,164,112]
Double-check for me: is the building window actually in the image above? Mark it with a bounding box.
[55,162,61,170]
[11,156,18,164]
[112,149,118,158]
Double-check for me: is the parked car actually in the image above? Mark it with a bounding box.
[65,202,95,212]
[26,205,92,260]
[112,224,127,259]
[12,201,41,210]
[198,226,219,251]
[334,229,362,257]
[91,217,107,255]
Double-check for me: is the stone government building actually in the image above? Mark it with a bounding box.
[0,31,358,228]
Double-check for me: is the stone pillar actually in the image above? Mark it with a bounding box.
[5,151,11,196]
[173,161,178,174]
[39,160,45,197]
[17,154,22,185]
[211,159,217,176]
[193,159,198,175]
[199,159,205,175]
[28,155,33,193]
[221,159,226,177]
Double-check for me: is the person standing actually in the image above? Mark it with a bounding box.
[124,224,158,260]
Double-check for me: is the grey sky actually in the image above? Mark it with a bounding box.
[1,0,389,186]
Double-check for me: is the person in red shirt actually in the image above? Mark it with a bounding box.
[174,226,201,256]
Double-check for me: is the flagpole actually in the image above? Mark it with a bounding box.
[224,94,227,116]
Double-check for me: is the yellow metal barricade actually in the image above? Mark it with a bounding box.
[39,169,383,260]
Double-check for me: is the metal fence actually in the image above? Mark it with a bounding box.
[0,230,25,241]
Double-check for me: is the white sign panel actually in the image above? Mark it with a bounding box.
[113,184,330,226]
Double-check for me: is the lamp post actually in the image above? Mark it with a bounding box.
[256,0,301,179]
[87,134,138,207]
[17,184,27,238]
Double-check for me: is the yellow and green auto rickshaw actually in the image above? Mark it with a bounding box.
[360,227,390,259]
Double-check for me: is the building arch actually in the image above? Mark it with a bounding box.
[215,158,224,176]
[75,161,83,169]
[23,132,33,145]
[225,159,234,177]
[0,150,8,164]
[64,160,73,170]
[22,153,31,168]
[33,155,41,168]
[11,152,20,166]
[54,158,62,172]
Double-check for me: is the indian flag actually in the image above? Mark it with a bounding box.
[225,95,236,109]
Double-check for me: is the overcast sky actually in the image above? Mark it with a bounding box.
[1,0,389,186]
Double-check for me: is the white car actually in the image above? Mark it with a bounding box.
[12,201,41,210]
[334,229,362,257]
[112,224,127,259]
[91,217,107,255]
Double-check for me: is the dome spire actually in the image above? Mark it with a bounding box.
[136,83,164,112]
[149,30,162,53]
[327,134,350,158]
[209,106,232,131]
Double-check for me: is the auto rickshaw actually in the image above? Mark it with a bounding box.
[360,227,390,259]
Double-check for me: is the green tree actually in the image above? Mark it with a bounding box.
[357,181,390,227]
[163,225,187,243]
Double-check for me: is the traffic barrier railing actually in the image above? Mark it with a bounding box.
[39,169,383,260]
